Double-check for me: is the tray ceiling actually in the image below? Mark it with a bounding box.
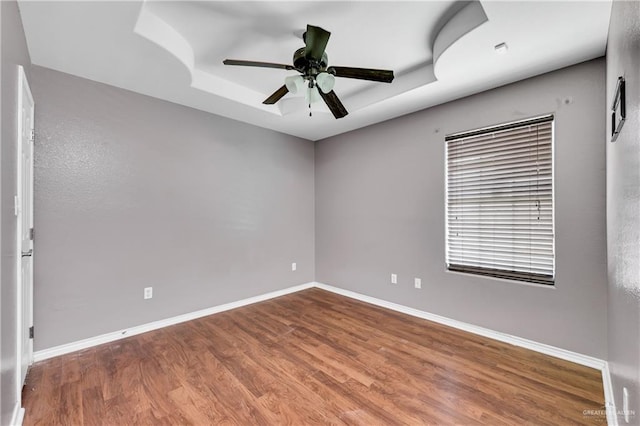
[18,1,612,141]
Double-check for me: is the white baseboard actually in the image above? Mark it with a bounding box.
[35,280,607,369]
[10,404,24,426]
[314,282,613,425]
[602,362,618,426]
[314,282,606,369]
[33,282,315,362]
[32,280,613,425]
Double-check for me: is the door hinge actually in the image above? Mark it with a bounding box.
[29,326,34,339]
[30,129,35,142]
[29,228,34,241]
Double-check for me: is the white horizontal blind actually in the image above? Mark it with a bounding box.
[446,115,554,285]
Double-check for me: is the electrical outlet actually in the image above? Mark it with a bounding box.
[292,262,297,271]
[391,273,397,284]
[623,387,630,423]
[414,278,422,289]
[144,287,153,300]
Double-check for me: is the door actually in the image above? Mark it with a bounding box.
[17,65,34,391]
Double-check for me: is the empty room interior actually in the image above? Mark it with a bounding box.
[1,0,639,424]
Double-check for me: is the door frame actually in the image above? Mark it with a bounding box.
[16,64,34,396]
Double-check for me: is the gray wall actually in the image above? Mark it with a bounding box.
[31,67,315,350]
[606,0,640,420]
[316,59,607,358]
[0,1,31,424]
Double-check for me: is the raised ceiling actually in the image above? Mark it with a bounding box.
[18,1,612,141]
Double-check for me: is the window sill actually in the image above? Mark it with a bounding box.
[445,268,557,290]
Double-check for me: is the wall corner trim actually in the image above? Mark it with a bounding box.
[10,404,25,426]
[33,282,315,362]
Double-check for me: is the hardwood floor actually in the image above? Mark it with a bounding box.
[23,288,605,425]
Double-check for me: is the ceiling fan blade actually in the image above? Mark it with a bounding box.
[329,66,394,83]
[263,85,289,105]
[304,25,331,61]
[224,59,294,70]
[319,90,348,119]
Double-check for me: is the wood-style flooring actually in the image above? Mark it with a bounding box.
[23,288,605,425]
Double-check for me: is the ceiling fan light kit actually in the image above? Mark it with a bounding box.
[284,75,305,94]
[223,24,395,119]
[305,86,322,106]
[316,72,336,94]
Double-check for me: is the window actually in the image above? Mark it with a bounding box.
[445,115,554,285]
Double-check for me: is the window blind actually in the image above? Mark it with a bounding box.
[445,115,555,285]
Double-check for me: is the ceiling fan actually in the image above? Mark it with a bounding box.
[223,25,395,119]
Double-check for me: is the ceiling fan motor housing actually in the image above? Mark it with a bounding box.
[293,47,328,75]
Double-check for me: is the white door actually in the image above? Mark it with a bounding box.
[17,65,34,391]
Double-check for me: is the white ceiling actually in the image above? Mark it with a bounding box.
[18,1,612,141]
